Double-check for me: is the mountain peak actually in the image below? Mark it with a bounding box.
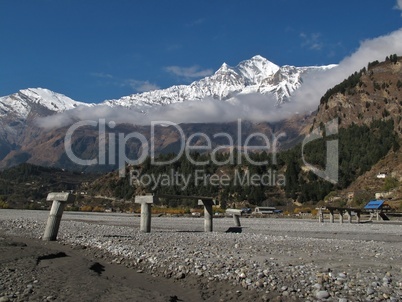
[250,54,268,61]
[216,62,232,73]
[0,87,88,119]
[236,55,280,85]
[100,55,335,108]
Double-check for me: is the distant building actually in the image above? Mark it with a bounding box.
[375,191,393,200]
[253,207,277,214]
[347,192,355,201]
[376,172,387,179]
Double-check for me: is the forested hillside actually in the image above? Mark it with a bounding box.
[0,164,97,209]
[86,119,399,208]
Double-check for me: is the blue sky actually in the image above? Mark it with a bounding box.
[1,0,402,103]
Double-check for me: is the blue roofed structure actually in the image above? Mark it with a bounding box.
[364,200,385,210]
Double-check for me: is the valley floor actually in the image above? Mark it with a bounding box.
[0,210,401,301]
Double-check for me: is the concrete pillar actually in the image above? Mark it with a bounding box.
[204,203,213,232]
[140,203,152,232]
[43,200,65,241]
[226,209,242,227]
[346,210,352,223]
[233,214,241,227]
[43,192,75,241]
[135,195,157,233]
[329,209,335,223]
[198,199,216,232]
[318,208,324,223]
[339,210,344,224]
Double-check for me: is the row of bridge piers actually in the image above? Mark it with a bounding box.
[317,206,362,224]
[136,194,219,233]
[42,193,224,240]
[43,192,382,242]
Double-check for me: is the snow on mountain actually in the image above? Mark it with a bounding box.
[0,88,89,119]
[236,55,280,84]
[102,55,336,109]
[0,56,337,119]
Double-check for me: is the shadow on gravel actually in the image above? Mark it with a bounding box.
[103,235,134,238]
[225,227,242,233]
[36,252,68,264]
[89,262,105,276]
[0,241,27,247]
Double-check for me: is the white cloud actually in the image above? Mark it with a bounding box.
[166,44,182,51]
[90,72,113,79]
[292,27,402,113]
[90,73,159,93]
[300,32,323,50]
[395,0,402,13]
[165,65,213,79]
[36,94,282,129]
[187,18,206,27]
[124,80,160,93]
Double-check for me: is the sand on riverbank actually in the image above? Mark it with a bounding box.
[0,232,267,302]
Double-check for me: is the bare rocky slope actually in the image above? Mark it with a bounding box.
[307,56,402,207]
[310,57,402,135]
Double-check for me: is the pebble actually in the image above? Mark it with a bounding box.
[175,272,185,280]
[366,286,375,295]
[315,290,330,299]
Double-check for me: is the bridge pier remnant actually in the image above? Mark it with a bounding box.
[325,207,362,224]
[356,211,361,223]
[198,199,217,232]
[317,208,325,223]
[346,210,353,223]
[226,209,242,227]
[329,209,335,223]
[43,192,75,241]
[135,195,158,233]
[339,209,344,224]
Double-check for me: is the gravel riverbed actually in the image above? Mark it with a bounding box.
[1,210,401,301]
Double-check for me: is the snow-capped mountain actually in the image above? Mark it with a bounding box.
[102,55,336,109]
[0,55,338,171]
[0,56,336,119]
[0,88,89,119]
